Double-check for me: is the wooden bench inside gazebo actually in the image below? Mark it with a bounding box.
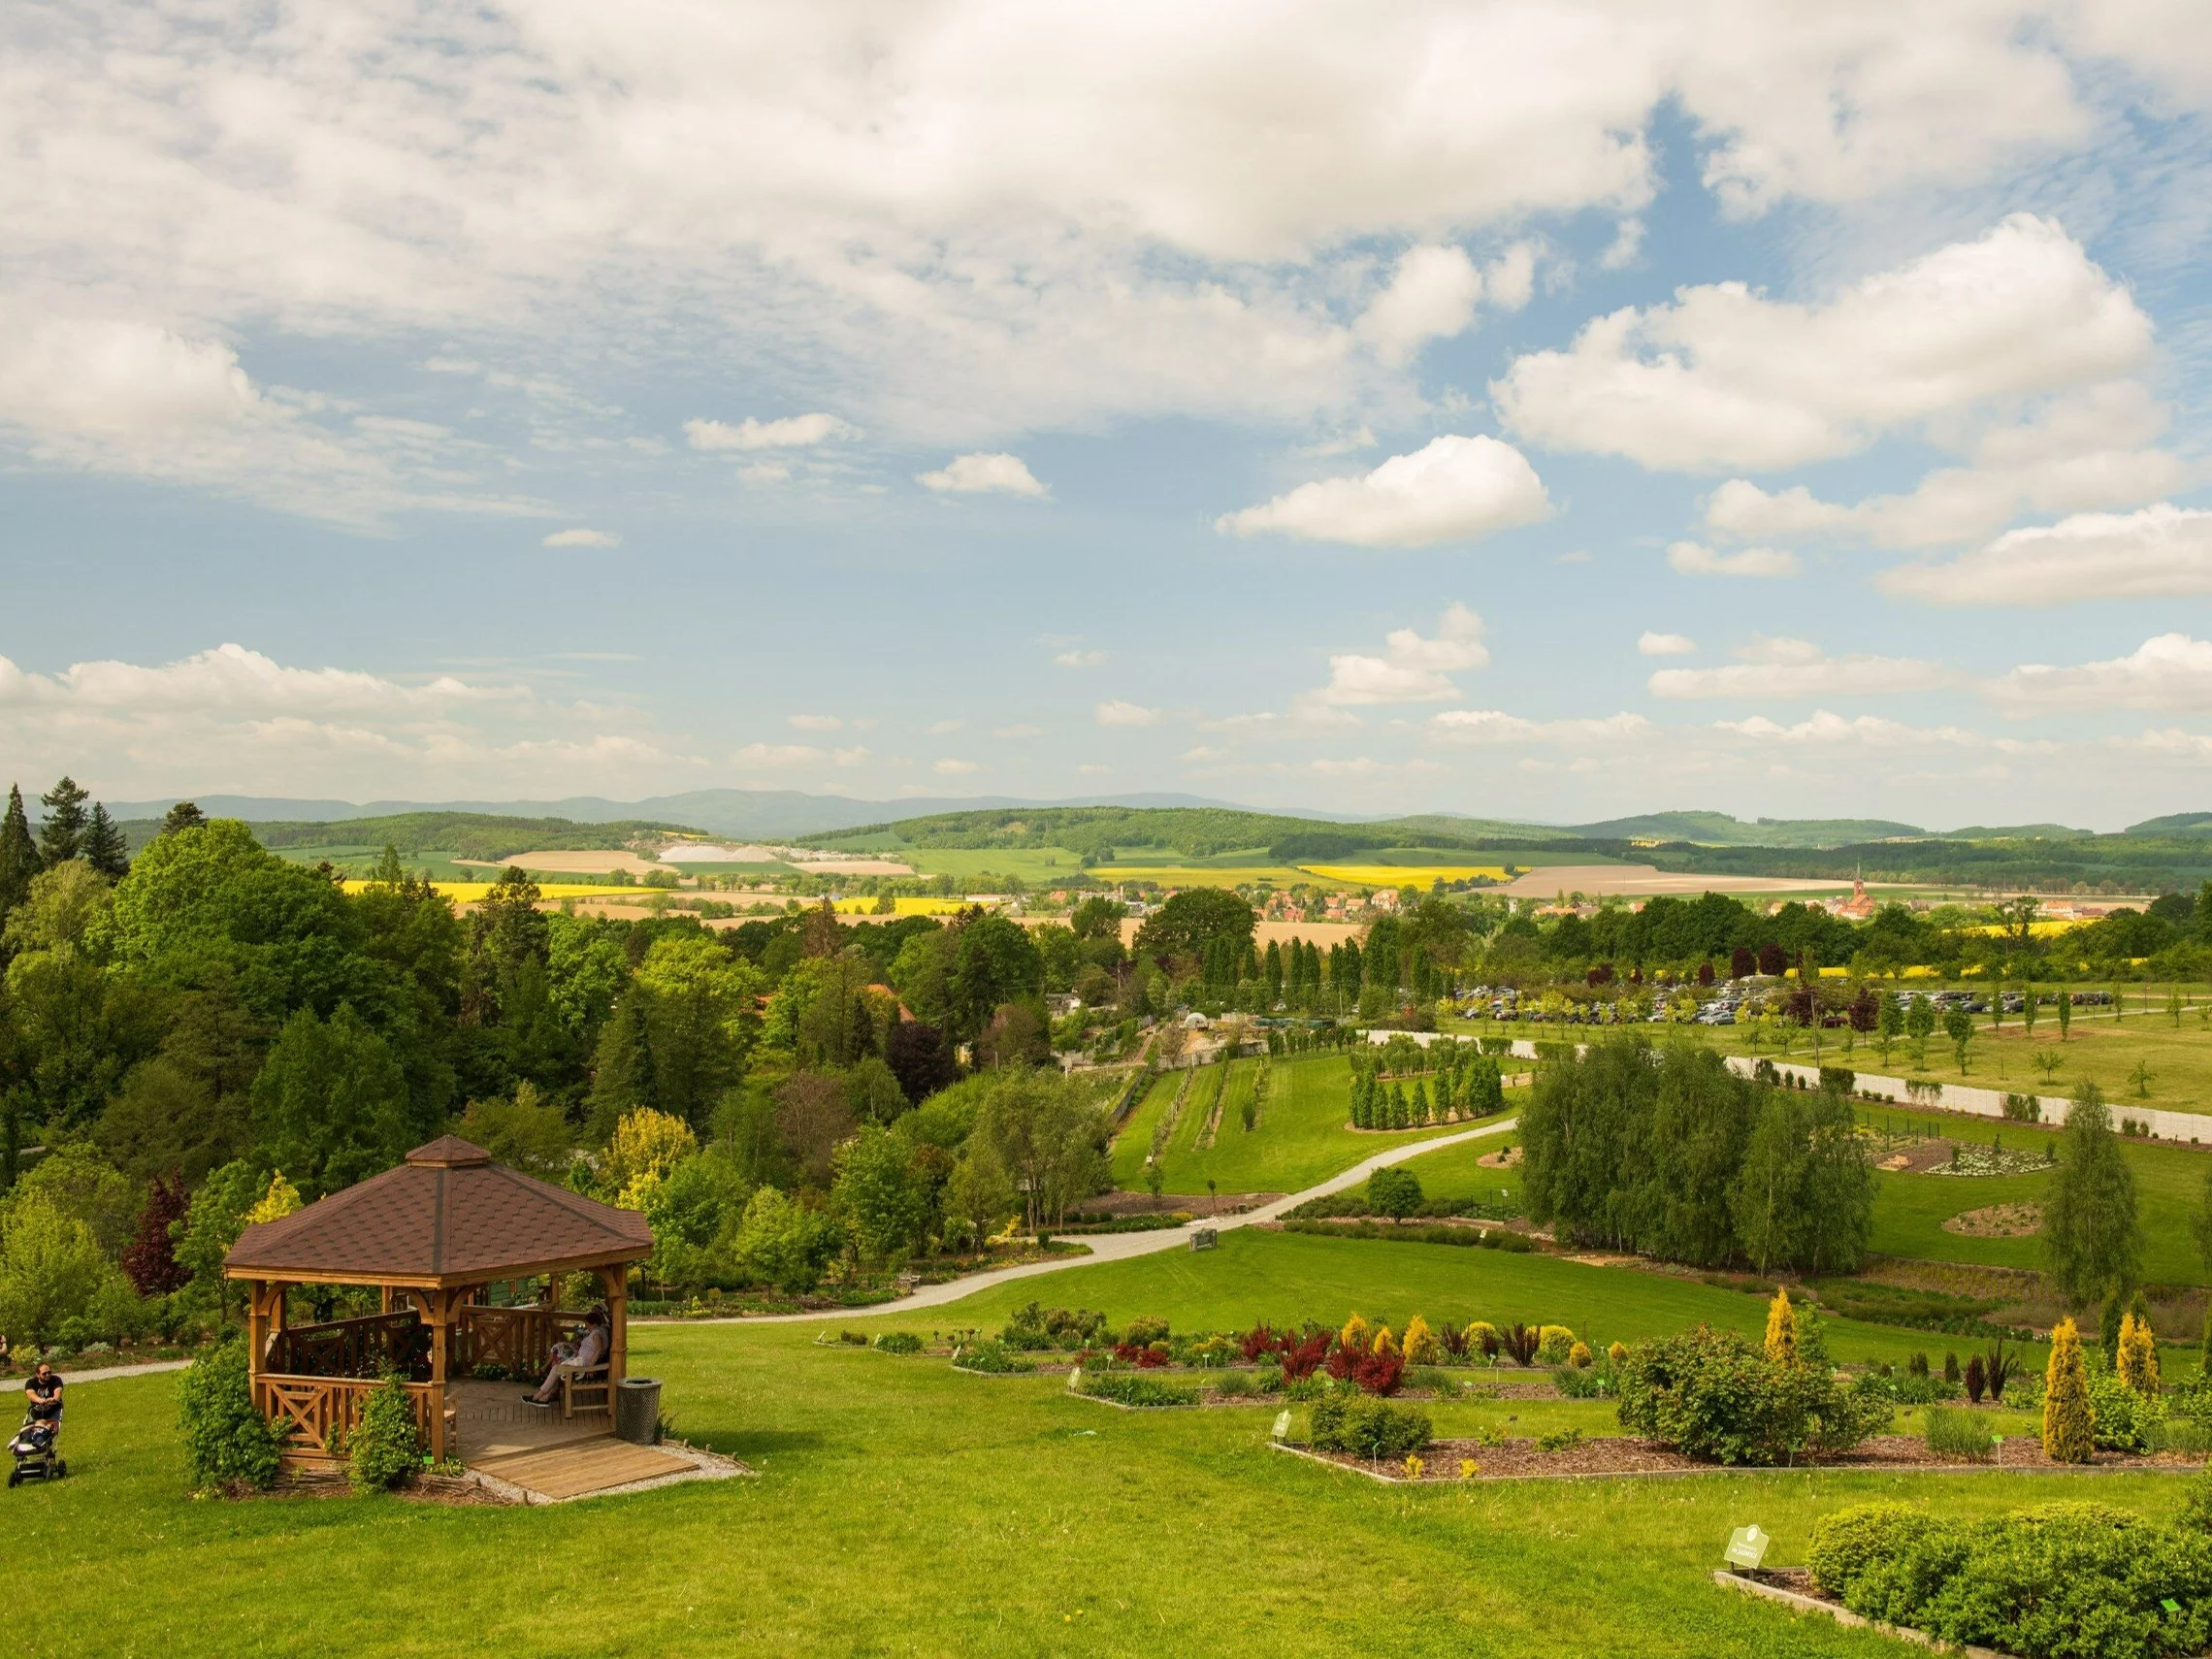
[225,1135,654,1469]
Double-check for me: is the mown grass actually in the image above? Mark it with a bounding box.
[50,1252,2192,1659]
[1702,1000,2212,1121]
[1120,1056,1475,1196]
[946,1226,1990,1369]
[1396,1125,1525,1211]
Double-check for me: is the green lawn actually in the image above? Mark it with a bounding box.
[54,1234,2196,1659]
[1118,1056,1480,1196]
[945,1225,1985,1369]
[1705,1000,2212,1122]
[1851,1104,2212,1285]
[1106,1071,1183,1187]
[1396,1125,1524,1212]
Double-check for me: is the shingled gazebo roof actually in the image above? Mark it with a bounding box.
[224,1136,653,1288]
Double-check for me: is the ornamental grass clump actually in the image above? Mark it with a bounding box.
[1077,1371,1196,1409]
[2043,1317,2097,1464]
[1923,1406,1996,1463]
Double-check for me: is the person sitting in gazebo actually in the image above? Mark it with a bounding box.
[525,1309,608,1408]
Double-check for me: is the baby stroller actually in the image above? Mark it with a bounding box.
[8,1407,63,1486]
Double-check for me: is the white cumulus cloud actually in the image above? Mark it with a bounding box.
[787,713,844,731]
[684,413,860,451]
[1095,699,1163,728]
[1880,504,2212,607]
[1356,244,1482,366]
[732,742,827,766]
[1429,709,1654,745]
[1667,541,1802,578]
[1308,602,1489,706]
[918,452,1048,497]
[541,527,619,548]
[1216,436,1549,549]
[1647,637,1947,699]
[1984,634,2212,714]
[1638,631,1698,656]
[1493,216,2151,472]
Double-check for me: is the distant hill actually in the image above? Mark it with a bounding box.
[1563,811,1927,848]
[2124,813,2212,838]
[107,789,1329,842]
[1943,824,2095,840]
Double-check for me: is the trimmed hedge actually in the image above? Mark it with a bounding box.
[1280,1219,1535,1252]
[1808,1499,2212,1659]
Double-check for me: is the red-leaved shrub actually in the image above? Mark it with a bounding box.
[1280,1328,1332,1381]
[1241,1323,1279,1363]
[1352,1350,1405,1396]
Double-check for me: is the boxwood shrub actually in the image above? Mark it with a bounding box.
[1309,1392,1431,1460]
[1809,1499,2212,1659]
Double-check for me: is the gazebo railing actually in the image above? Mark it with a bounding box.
[257,1374,440,1466]
[268,1311,433,1382]
[456,1305,592,1379]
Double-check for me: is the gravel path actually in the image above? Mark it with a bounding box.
[721,1116,1517,1325]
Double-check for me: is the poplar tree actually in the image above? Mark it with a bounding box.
[2041,1081,2140,1308]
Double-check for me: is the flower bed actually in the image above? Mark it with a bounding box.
[1300,1433,2207,1483]
[1070,1370,1200,1409]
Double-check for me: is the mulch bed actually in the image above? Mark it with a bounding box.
[1067,1191,1282,1219]
[261,1469,515,1505]
[1293,1434,2208,1483]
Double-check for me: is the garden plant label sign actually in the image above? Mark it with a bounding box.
[1724,1526,1771,1571]
[1271,1411,1291,1443]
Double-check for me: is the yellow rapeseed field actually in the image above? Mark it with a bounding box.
[1297,863,1511,888]
[339,880,667,903]
[830,896,974,916]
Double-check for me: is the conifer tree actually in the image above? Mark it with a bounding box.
[2042,1317,2096,1463]
[158,800,207,836]
[0,785,38,925]
[83,802,130,878]
[1413,1077,1432,1125]
[1763,1285,1798,1364]
[2118,1307,2160,1396]
[36,775,89,866]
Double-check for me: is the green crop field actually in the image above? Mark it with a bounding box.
[899,846,1093,884]
[1110,1056,1483,1196]
[43,1305,2183,1659]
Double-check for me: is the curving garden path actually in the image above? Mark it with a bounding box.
[732,1116,1518,1325]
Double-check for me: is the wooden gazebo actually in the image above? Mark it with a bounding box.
[224,1135,653,1465]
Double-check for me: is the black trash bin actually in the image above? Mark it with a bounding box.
[615,1378,662,1445]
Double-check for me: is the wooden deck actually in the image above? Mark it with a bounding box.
[451,1380,700,1502]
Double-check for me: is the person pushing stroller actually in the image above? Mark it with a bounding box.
[9,1365,65,1485]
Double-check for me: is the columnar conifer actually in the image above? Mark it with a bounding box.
[2042,1317,2096,1463]
[1764,1285,1798,1364]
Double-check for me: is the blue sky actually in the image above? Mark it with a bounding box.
[5,3,2212,830]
